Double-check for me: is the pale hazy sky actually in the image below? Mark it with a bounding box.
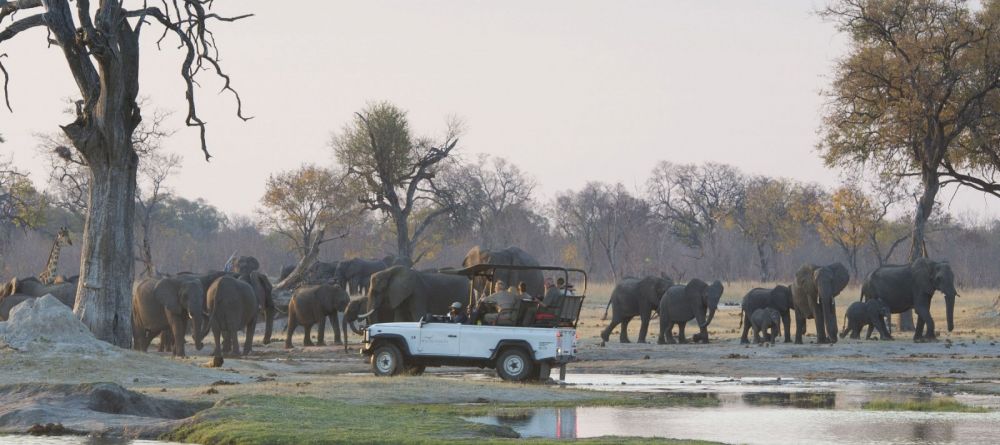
[2,0,998,219]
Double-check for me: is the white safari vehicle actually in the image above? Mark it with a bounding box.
[361,265,586,382]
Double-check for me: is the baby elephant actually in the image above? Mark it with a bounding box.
[285,283,351,348]
[750,308,782,344]
[840,299,893,340]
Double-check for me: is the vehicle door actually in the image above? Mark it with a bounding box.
[417,322,460,356]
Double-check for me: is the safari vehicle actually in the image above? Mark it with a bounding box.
[360,265,586,382]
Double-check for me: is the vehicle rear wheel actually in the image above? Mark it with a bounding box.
[404,364,426,376]
[371,343,403,376]
[496,348,534,382]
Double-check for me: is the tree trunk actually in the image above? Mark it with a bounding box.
[74,148,138,348]
[394,210,413,266]
[899,170,940,332]
[756,242,770,282]
[275,228,324,290]
[139,211,154,277]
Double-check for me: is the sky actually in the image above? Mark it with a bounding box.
[2,0,998,221]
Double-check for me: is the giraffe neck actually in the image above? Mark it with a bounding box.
[38,238,64,285]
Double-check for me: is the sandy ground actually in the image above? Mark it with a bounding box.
[0,283,998,438]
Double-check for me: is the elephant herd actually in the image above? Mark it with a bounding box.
[601,258,958,346]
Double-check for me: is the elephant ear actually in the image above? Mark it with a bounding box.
[154,278,183,314]
[386,267,413,310]
[911,258,934,295]
[639,277,663,306]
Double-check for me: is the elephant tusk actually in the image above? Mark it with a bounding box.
[358,309,376,320]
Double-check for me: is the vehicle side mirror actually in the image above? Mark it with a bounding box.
[418,316,426,327]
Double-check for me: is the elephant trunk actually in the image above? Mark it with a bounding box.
[701,307,716,329]
[822,293,838,342]
[945,293,956,333]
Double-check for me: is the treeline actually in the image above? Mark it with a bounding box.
[3,152,999,289]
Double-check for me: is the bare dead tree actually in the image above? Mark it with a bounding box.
[135,152,181,277]
[0,0,250,346]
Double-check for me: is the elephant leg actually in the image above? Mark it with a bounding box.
[317,321,326,346]
[331,314,343,344]
[794,313,806,344]
[212,328,222,359]
[168,313,187,357]
[740,314,752,344]
[243,317,256,355]
[637,312,651,344]
[864,323,874,340]
[752,326,761,344]
[619,317,632,343]
[663,323,677,344]
[303,323,315,346]
[263,307,276,345]
[915,306,935,341]
[813,309,828,344]
[285,313,298,349]
[601,317,620,343]
[875,318,893,340]
[677,322,687,344]
[898,309,915,332]
[658,317,668,345]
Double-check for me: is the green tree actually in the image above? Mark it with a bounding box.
[821,0,1000,264]
[258,164,358,289]
[332,101,461,266]
[728,177,806,281]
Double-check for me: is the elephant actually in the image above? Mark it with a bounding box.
[232,256,277,344]
[342,266,468,341]
[861,258,957,342]
[1,277,76,308]
[131,275,208,357]
[750,308,782,344]
[334,258,387,295]
[285,283,350,348]
[739,285,794,344]
[840,299,892,340]
[0,294,34,321]
[341,297,368,343]
[791,262,849,344]
[462,246,544,298]
[657,279,724,344]
[205,275,258,358]
[600,275,673,345]
[307,261,340,283]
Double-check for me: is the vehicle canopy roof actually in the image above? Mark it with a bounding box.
[443,264,588,295]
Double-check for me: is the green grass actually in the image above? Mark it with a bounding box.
[862,397,990,413]
[164,395,722,445]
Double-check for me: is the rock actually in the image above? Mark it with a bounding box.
[0,295,116,354]
[0,383,207,438]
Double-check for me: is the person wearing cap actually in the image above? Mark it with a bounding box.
[448,302,468,324]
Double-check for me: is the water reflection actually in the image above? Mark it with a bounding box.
[741,391,836,409]
[464,401,1000,444]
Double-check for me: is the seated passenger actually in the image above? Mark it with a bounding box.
[481,282,519,326]
[448,302,468,324]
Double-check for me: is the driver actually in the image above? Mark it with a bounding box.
[448,302,468,324]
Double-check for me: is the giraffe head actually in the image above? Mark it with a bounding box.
[58,227,72,246]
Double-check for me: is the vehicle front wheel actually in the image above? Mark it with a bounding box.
[371,343,403,376]
[496,348,534,382]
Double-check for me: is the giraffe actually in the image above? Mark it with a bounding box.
[38,227,72,285]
